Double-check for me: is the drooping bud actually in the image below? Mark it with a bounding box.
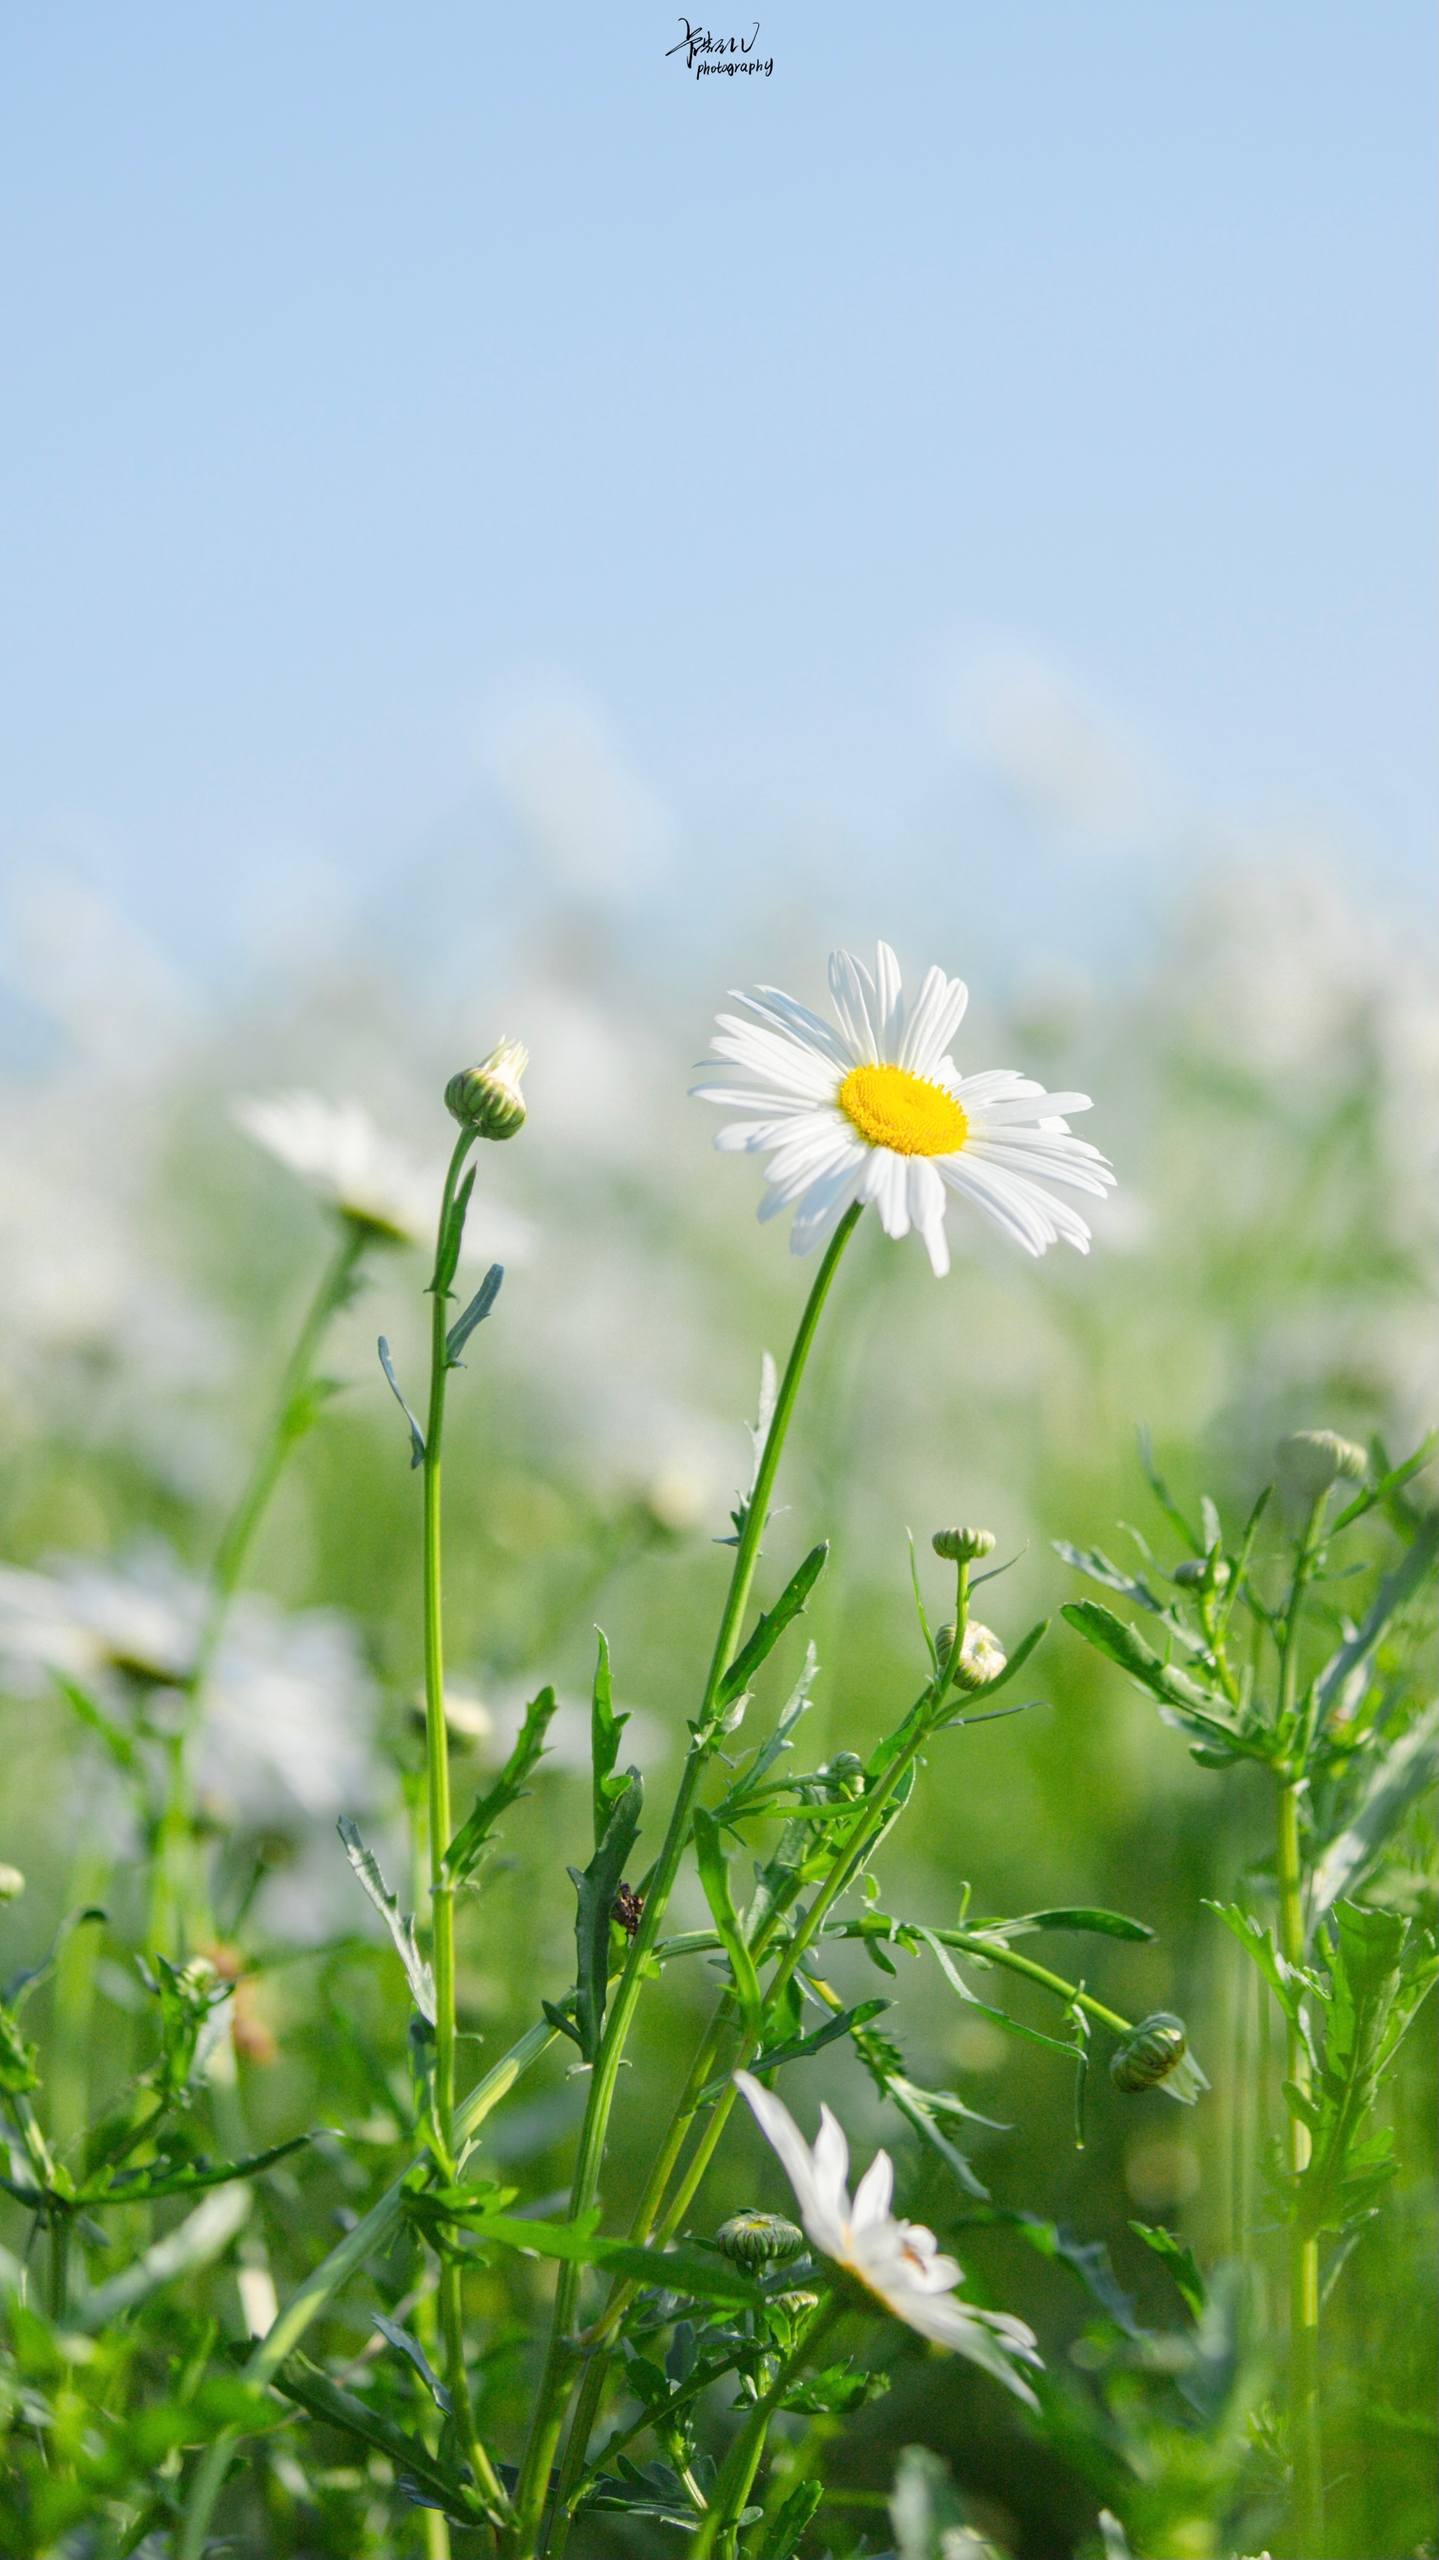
[931,1526,997,1564]
[0,1864,24,1902]
[937,1619,1007,1693]
[445,1039,528,1141]
[823,1751,866,1799]
[1109,2011,1209,2106]
[715,2209,806,2269]
[1276,1430,1367,1505]
[1172,1556,1230,1591]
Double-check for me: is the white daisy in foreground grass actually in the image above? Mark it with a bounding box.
[694,942,1115,1270]
[734,2072,1041,2400]
[236,1092,531,1261]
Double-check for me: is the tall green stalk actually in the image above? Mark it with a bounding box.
[1274,1494,1325,2558]
[418,1130,508,2523]
[150,1219,367,1954]
[507,1205,864,2555]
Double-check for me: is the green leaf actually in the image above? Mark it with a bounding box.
[1129,2219,1207,2320]
[377,1335,426,1468]
[718,1998,890,2098]
[716,1544,829,1710]
[53,1673,139,1775]
[273,2354,475,2517]
[444,1262,503,1366]
[1313,1510,1439,1724]
[1330,1430,1437,1530]
[1297,1900,1437,2238]
[373,2312,452,2414]
[1206,1900,1316,2038]
[1312,1703,1439,1918]
[757,2481,824,2559]
[338,1816,435,2022]
[83,2132,312,2207]
[570,1772,644,2061]
[1137,1426,1203,1555]
[429,2203,767,2308]
[589,1632,629,1853]
[74,2184,253,2329]
[973,1906,1154,1944]
[714,1644,819,1819]
[1061,1601,1262,1757]
[445,1686,559,1885]
[692,1809,763,2035]
[1053,1541,1170,1616]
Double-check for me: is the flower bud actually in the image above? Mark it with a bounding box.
[1109,2012,1208,2105]
[0,1864,24,1902]
[937,1619,1007,1693]
[715,2209,806,2269]
[931,1526,996,1564]
[823,1751,866,1799]
[1276,1429,1367,1505]
[445,1039,528,1141]
[1172,1556,1230,1591]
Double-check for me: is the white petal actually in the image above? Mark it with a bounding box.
[788,1164,866,1255]
[811,2104,852,2222]
[827,950,882,1061]
[873,942,905,1056]
[733,986,856,1073]
[733,2073,829,2235]
[850,2146,895,2229]
[900,967,969,1075]
[860,1147,912,1238]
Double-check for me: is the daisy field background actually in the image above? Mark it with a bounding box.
[1,7,1435,2556]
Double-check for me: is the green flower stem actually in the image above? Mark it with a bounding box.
[176,2019,554,2560]
[689,2295,842,2560]
[1274,1494,1326,2559]
[1277,1773,1323,2558]
[417,1130,509,2520]
[508,1205,863,2557]
[554,1682,1111,2538]
[150,1219,368,1953]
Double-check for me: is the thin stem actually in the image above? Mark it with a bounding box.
[150,1220,367,1953]
[689,2297,841,2560]
[176,2019,554,2560]
[508,1206,863,2555]
[1277,1774,1323,2558]
[418,1131,508,2519]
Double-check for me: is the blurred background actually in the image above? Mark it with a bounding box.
[1,5,1435,2555]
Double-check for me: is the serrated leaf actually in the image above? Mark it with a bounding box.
[1129,2219,1207,2320]
[274,2354,473,2517]
[1312,1702,1439,1918]
[377,1336,426,1469]
[1313,1511,1439,1724]
[444,1262,503,1366]
[571,1772,644,2060]
[716,1544,829,1711]
[1062,1601,1262,1756]
[712,1997,889,2099]
[1053,1541,1170,1615]
[339,1816,435,2022]
[83,2132,312,2207]
[445,1686,559,1885]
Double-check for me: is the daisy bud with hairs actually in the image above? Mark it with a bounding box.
[446,1038,528,1141]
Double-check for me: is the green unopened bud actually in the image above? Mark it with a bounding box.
[715,2210,806,2269]
[445,1039,528,1141]
[0,1864,24,1902]
[1109,2011,1208,2105]
[1172,1556,1230,1591]
[1276,1429,1367,1505]
[937,1619,1007,1693]
[932,1526,996,1564]
[824,1751,866,1799]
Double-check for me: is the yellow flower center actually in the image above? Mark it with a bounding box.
[838,1063,969,1157]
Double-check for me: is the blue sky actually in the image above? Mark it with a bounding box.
[2,1,1433,995]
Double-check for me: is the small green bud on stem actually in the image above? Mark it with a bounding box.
[1276,1429,1367,1505]
[715,2210,806,2270]
[931,1526,996,1563]
[1109,2010,1208,2103]
[445,1039,529,1140]
[936,1619,1007,1693]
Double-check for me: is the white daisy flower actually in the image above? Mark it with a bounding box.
[694,943,1115,1272]
[235,1091,532,1262]
[734,2072,1041,2401]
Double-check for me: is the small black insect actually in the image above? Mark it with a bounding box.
[612,1881,644,1940]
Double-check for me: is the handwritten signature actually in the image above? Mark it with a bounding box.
[666,18,774,78]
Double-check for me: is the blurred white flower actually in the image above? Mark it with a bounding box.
[735,2071,1040,2399]
[695,942,1115,1270]
[0,1546,380,1836]
[235,1090,532,1263]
